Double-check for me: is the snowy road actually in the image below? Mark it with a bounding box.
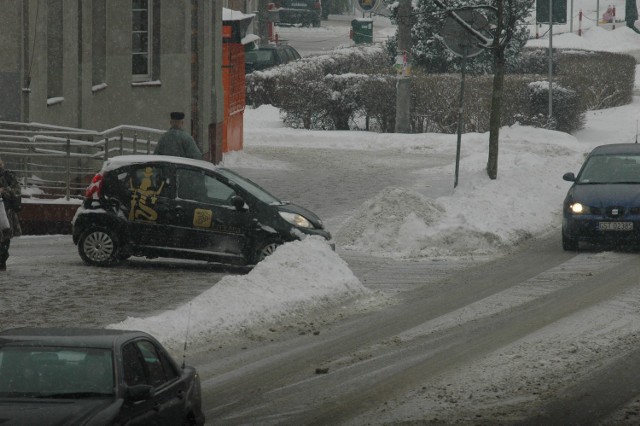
[190,235,640,425]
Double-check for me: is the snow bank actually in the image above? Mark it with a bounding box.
[109,237,369,348]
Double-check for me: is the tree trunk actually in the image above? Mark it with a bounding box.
[487,53,505,180]
[487,0,505,180]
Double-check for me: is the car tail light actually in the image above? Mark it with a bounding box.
[85,173,104,199]
[314,2,321,9]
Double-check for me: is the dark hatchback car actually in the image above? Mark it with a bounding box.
[73,155,332,266]
[245,43,301,73]
[562,143,640,250]
[0,328,204,426]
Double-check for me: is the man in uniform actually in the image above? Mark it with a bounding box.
[154,112,203,160]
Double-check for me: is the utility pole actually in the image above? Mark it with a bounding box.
[394,0,412,133]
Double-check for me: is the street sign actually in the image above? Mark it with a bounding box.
[355,0,381,13]
[441,9,493,58]
[536,0,567,24]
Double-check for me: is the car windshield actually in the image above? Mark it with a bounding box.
[0,346,115,398]
[216,168,285,205]
[577,154,640,184]
[245,50,275,67]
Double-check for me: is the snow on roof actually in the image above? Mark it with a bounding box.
[223,8,255,22]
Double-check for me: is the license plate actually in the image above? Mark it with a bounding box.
[599,222,633,231]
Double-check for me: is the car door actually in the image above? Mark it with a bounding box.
[173,166,253,260]
[116,163,176,248]
[120,339,185,426]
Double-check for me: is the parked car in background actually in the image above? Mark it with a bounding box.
[245,43,302,73]
[274,0,322,27]
[0,328,205,426]
[73,155,333,267]
[562,143,640,250]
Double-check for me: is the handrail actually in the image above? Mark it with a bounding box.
[0,122,164,201]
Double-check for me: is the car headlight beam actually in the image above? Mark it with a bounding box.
[570,202,590,214]
[279,212,313,228]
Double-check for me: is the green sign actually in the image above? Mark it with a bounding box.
[536,0,567,24]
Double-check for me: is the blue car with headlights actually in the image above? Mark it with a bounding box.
[562,143,640,250]
[72,155,333,266]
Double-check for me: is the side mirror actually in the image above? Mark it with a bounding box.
[231,195,246,211]
[563,172,576,182]
[125,384,154,402]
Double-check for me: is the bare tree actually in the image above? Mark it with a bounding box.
[486,0,533,179]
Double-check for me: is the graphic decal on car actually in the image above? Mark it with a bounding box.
[129,167,164,222]
[194,208,213,228]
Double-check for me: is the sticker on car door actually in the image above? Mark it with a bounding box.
[129,167,165,222]
[193,208,213,228]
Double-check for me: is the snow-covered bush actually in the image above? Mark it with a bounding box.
[521,81,583,132]
[246,45,633,134]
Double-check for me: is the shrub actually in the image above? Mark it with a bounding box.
[246,45,634,134]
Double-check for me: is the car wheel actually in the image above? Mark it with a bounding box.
[562,231,579,251]
[252,240,280,264]
[78,227,120,266]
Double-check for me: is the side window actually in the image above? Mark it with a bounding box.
[204,175,235,203]
[276,49,288,64]
[287,47,301,60]
[136,341,166,387]
[122,343,146,386]
[177,168,235,204]
[177,168,207,202]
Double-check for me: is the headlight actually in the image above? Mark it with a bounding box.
[279,212,313,228]
[570,202,590,214]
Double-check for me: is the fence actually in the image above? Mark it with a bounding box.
[0,121,164,200]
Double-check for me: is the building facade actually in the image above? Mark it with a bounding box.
[0,0,224,160]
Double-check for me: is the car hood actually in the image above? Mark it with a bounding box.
[570,184,640,206]
[0,398,122,426]
[276,203,325,229]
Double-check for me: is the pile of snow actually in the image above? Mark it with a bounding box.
[338,126,585,257]
[109,237,369,348]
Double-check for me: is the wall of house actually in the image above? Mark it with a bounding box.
[23,1,194,134]
[0,2,23,122]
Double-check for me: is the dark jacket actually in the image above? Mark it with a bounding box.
[153,127,203,160]
[0,168,22,242]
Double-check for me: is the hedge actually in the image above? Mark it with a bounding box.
[246,45,635,134]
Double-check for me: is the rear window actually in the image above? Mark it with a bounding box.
[0,346,114,397]
[245,50,276,68]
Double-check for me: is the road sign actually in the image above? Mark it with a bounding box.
[355,0,380,13]
[441,9,493,58]
[537,0,567,24]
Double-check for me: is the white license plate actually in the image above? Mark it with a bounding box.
[599,222,633,231]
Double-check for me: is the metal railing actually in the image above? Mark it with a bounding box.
[0,122,164,200]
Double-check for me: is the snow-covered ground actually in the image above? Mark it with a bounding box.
[109,21,640,357]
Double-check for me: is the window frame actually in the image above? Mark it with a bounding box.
[132,0,152,81]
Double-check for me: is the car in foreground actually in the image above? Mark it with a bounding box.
[562,143,640,250]
[245,43,302,73]
[0,328,204,426]
[72,155,332,266]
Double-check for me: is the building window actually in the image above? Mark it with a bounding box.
[92,0,107,88]
[132,0,151,79]
[47,0,64,100]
